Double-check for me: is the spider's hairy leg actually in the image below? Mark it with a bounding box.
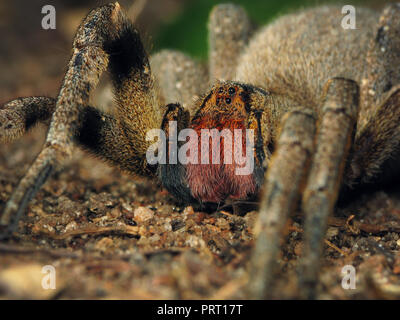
[76,105,156,174]
[0,3,158,239]
[347,86,400,187]
[158,103,195,204]
[359,3,400,128]
[299,78,359,299]
[0,96,150,174]
[247,108,316,299]
[0,97,55,143]
[106,6,161,170]
[208,4,252,82]
[151,50,208,115]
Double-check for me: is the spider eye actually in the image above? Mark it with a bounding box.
[218,87,224,94]
[228,87,236,95]
[225,97,232,104]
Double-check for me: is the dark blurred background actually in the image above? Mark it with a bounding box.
[0,0,396,103]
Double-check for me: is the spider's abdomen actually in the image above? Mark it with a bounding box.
[236,6,378,111]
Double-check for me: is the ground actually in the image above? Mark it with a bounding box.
[1,0,400,300]
[1,126,400,299]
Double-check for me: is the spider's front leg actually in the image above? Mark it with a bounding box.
[247,78,359,299]
[0,3,161,239]
[299,78,359,299]
[299,4,400,298]
[247,108,316,299]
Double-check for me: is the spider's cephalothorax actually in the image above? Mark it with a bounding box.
[1,2,400,299]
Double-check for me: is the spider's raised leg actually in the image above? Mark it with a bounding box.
[247,108,316,299]
[208,4,252,82]
[359,3,400,129]
[151,50,208,115]
[0,97,55,143]
[299,78,359,299]
[0,3,161,239]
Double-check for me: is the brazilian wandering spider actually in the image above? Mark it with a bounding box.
[1,2,400,298]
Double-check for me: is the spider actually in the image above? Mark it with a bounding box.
[1,2,400,299]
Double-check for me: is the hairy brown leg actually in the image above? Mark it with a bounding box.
[157,103,195,204]
[247,108,316,299]
[208,4,253,82]
[299,78,359,299]
[0,96,154,174]
[359,3,400,129]
[0,97,55,143]
[346,86,400,187]
[106,6,161,171]
[151,50,208,116]
[0,3,160,239]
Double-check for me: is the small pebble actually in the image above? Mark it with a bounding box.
[134,206,154,223]
[183,206,194,216]
[65,221,78,232]
[326,227,339,239]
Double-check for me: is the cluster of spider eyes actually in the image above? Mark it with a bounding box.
[217,86,236,105]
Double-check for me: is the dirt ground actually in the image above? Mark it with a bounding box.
[1,128,400,300]
[1,1,400,300]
